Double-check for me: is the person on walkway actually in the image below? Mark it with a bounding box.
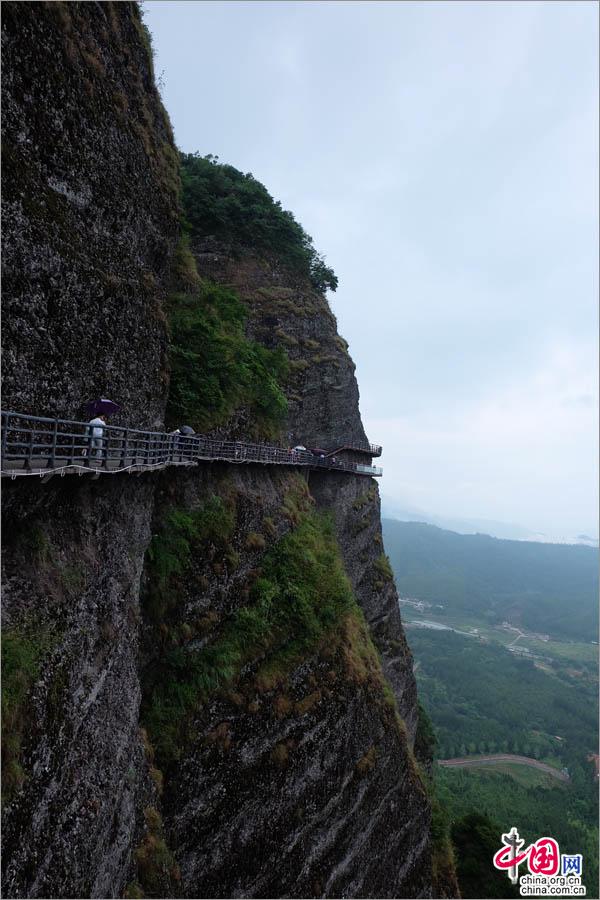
[169,425,195,460]
[169,428,182,461]
[87,414,107,459]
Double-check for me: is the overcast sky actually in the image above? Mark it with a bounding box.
[145,0,598,539]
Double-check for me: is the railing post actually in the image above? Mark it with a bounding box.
[121,429,129,468]
[50,418,58,470]
[1,412,8,463]
[99,425,106,469]
[25,428,33,469]
[82,423,90,468]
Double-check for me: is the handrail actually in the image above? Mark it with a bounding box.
[323,438,383,457]
[0,412,383,479]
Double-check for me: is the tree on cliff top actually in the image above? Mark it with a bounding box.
[180,153,338,294]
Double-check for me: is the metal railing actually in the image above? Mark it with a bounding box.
[0,412,383,479]
[322,439,383,458]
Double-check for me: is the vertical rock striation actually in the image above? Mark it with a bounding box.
[2,478,156,899]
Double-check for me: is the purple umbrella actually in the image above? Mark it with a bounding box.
[85,398,121,417]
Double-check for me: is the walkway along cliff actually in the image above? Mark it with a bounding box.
[0,411,383,480]
[1,5,451,898]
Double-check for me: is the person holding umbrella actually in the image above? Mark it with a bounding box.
[87,415,106,459]
[84,399,120,462]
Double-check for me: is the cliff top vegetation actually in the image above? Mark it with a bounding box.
[180,153,338,294]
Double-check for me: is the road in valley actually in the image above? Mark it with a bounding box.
[438,754,569,782]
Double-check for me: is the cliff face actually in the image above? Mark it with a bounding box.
[2,478,156,899]
[1,6,435,899]
[2,4,177,897]
[141,464,429,898]
[189,241,419,736]
[1,1,179,426]
[191,240,368,448]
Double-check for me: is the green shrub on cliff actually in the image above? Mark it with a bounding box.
[180,153,338,293]
[1,630,53,801]
[145,495,235,624]
[143,512,356,768]
[166,281,288,437]
[127,805,180,899]
[414,701,438,765]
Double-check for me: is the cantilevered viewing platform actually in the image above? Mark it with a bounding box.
[0,412,383,481]
[320,439,382,458]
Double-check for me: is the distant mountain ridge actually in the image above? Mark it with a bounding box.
[383,519,599,641]
[382,503,598,546]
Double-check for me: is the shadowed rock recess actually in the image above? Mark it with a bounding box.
[1,4,439,899]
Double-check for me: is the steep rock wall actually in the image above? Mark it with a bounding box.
[1,2,179,426]
[191,239,368,447]
[1,4,178,898]
[190,241,419,739]
[140,465,431,899]
[132,244,431,897]
[1,6,436,899]
[2,477,156,899]
[309,470,419,737]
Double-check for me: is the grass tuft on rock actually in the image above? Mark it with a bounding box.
[374,553,394,582]
[129,805,179,899]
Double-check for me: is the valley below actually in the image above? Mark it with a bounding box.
[385,518,599,897]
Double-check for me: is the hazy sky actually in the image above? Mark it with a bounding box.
[145,0,598,538]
